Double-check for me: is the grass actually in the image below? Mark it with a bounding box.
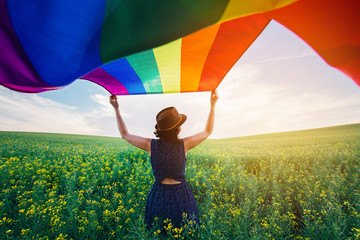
[0,123,359,239]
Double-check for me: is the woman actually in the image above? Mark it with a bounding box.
[109,90,218,230]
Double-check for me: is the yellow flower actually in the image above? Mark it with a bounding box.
[164,222,173,231]
[55,233,68,240]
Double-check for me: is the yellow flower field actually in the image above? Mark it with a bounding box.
[0,124,359,239]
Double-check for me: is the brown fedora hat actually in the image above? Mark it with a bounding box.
[155,107,187,131]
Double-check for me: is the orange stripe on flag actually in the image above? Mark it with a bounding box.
[181,24,220,92]
[199,15,269,91]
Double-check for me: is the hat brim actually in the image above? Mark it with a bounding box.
[155,114,187,131]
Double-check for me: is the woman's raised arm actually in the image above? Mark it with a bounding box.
[110,95,151,153]
[183,90,218,152]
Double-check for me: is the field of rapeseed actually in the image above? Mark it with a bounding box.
[0,123,359,239]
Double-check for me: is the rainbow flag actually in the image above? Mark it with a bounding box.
[0,0,359,94]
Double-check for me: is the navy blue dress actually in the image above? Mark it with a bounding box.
[145,138,199,229]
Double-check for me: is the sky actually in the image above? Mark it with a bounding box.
[0,20,359,139]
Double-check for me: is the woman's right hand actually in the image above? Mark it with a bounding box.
[210,89,219,106]
[109,95,119,109]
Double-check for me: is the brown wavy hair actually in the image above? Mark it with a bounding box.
[154,127,179,142]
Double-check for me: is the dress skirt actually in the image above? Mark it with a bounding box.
[145,180,199,229]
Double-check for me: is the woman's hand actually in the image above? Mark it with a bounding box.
[109,95,119,109]
[210,89,219,106]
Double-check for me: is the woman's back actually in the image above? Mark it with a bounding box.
[150,138,186,183]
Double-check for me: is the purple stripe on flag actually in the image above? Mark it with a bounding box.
[0,0,54,93]
[81,68,129,95]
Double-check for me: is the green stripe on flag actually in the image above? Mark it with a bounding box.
[126,50,163,94]
[100,0,229,63]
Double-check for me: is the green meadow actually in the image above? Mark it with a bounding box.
[0,124,359,239]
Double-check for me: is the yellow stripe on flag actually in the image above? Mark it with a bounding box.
[153,39,182,93]
[219,0,298,23]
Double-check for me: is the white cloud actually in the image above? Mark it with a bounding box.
[210,59,360,138]
[0,86,112,136]
[88,93,116,117]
